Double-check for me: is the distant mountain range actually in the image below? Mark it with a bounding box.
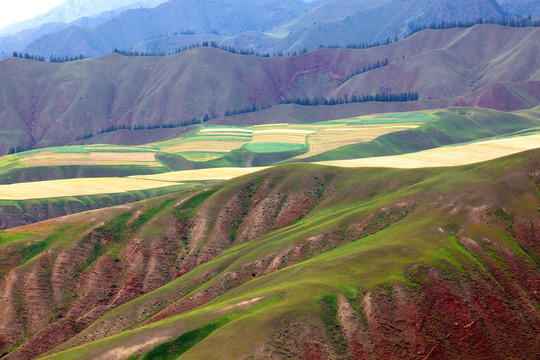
[0,0,169,37]
[19,0,314,58]
[0,0,537,59]
[1,24,539,155]
[0,0,170,59]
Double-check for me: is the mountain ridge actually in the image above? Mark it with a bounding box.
[2,0,536,60]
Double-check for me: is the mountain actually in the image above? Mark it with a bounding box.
[1,24,540,156]
[270,0,387,36]
[0,148,539,359]
[132,32,281,55]
[3,0,535,59]
[0,0,169,37]
[22,0,314,58]
[16,0,513,58]
[0,5,169,57]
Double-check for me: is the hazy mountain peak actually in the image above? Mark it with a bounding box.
[0,0,169,36]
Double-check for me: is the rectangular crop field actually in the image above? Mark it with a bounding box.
[18,150,161,167]
[0,178,181,200]
[296,124,420,159]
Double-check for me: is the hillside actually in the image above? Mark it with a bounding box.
[0,2,538,360]
[298,107,540,161]
[2,24,540,155]
[0,148,538,359]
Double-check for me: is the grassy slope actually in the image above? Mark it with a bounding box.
[0,183,199,230]
[46,150,540,359]
[300,107,540,161]
[1,149,538,359]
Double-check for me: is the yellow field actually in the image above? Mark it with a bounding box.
[18,150,161,167]
[319,134,540,168]
[200,128,253,133]
[0,168,264,200]
[89,152,157,162]
[297,124,419,158]
[0,178,180,200]
[159,140,247,153]
[251,125,313,145]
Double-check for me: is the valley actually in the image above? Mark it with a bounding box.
[0,1,539,359]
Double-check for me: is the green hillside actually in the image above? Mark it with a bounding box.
[300,107,540,161]
[0,149,538,359]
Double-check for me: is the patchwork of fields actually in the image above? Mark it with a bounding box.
[0,112,432,171]
[1,133,538,200]
[0,107,539,200]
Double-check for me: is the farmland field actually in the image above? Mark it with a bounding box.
[150,110,436,160]
[0,168,264,200]
[0,111,434,171]
[19,150,161,167]
[319,133,540,168]
[0,177,181,200]
[1,133,538,200]
[1,107,539,201]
